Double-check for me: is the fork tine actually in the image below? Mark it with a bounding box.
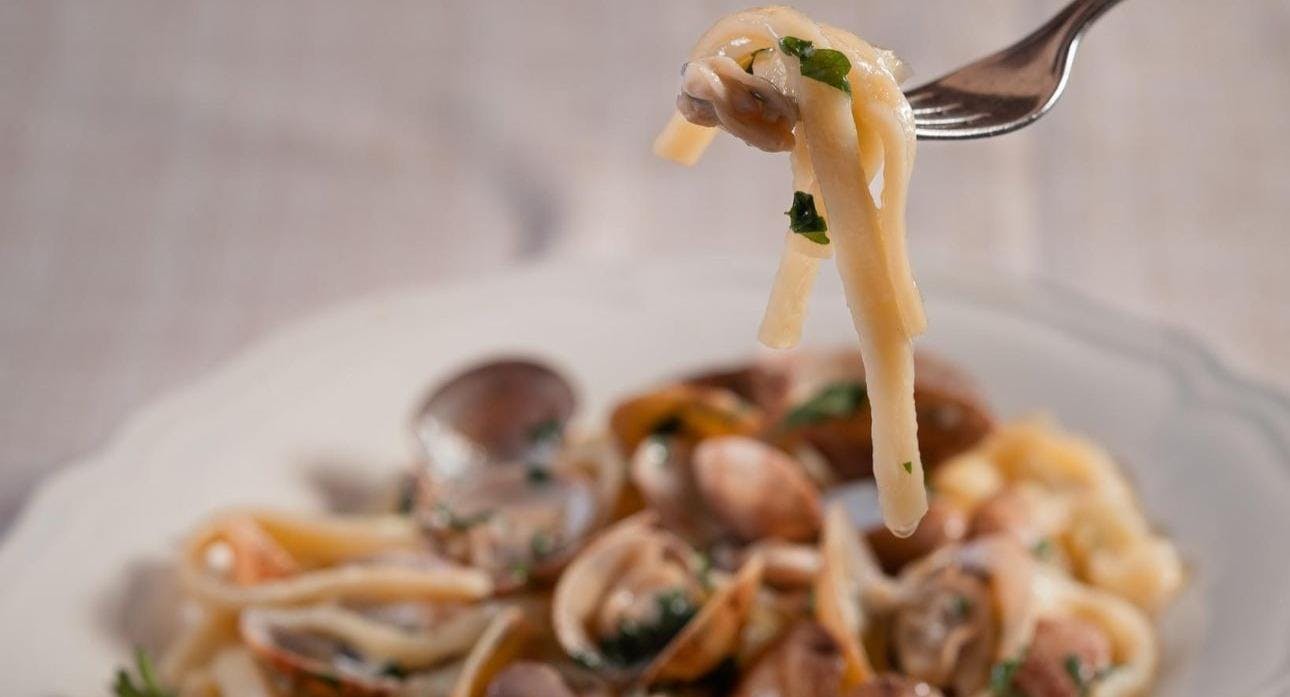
[912,101,963,116]
[914,112,990,127]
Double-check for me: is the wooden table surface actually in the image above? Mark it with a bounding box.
[2,0,1288,529]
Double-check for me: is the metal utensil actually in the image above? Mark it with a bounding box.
[907,0,1126,140]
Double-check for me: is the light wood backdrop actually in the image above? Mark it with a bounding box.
[2,0,1288,529]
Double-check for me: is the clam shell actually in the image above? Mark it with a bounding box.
[692,435,822,542]
[814,505,878,688]
[450,606,529,697]
[552,513,763,686]
[609,385,761,457]
[640,552,764,684]
[239,603,496,695]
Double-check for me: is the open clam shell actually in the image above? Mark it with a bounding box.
[414,431,626,592]
[814,504,882,689]
[609,384,762,458]
[412,359,577,482]
[640,551,764,685]
[886,536,1037,695]
[552,514,764,686]
[239,602,526,697]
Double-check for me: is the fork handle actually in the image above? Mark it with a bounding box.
[1059,0,1128,38]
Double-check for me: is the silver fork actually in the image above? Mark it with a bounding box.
[906,0,1126,140]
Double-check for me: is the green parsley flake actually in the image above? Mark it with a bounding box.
[989,657,1022,697]
[902,460,913,474]
[1032,537,1054,560]
[528,418,563,444]
[526,463,552,484]
[531,531,557,559]
[113,649,175,697]
[952,594,973,619]
[779,36,852,94]
[1065,654,1089,696]
[598,589,698,667]
[379,662,410,680]
[783,381,867,428]
[785,191,829,244]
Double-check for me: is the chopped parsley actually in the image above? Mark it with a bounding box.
[528,418,563,444]
[1064,655,1089,696]
[951,594,974,619]
[526,463,552,484]
[1032,538,1054,560]
[989,656,1024,697]
[530,531,557,559]
[782,381,867,428]
[779,36,852,94]
[902,460,913,474]
[598,589,698,667]
[113,649,175,697]
[434,502,494,532]
[379,662,410,680]
[509,561,531,582]
[785,191,829,244]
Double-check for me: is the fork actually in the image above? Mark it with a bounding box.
[906,0,1126,140]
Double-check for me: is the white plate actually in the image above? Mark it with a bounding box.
[3,257,1289,695]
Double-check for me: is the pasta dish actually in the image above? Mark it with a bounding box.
[115,350,1183,697]
[109,7,1186,697]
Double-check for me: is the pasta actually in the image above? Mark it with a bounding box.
[932,418,1185,613]
[654,7,927,537]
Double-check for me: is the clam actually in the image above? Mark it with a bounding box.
[485,662,577,697]
[410,360,624,589]
[813,505,885,690]
[692,436,822,543]
[612,383,767,541]
[239,602,526,697]
[811,511,1044,697]
[679,55,799,153]
[738,540,820,590]
[885,537,1037,695]
[734,621,944,697]
[626,427,820,546]
[989,566,1157,697]
[628,436,720,541]
[413,359,576,482]
[865,499,968,575]
[485,661,615,697]
[552,514,764,686]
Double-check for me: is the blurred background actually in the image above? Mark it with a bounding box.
[2,0,1288,530]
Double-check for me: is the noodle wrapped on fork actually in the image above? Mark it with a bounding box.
[655,7,928,536]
